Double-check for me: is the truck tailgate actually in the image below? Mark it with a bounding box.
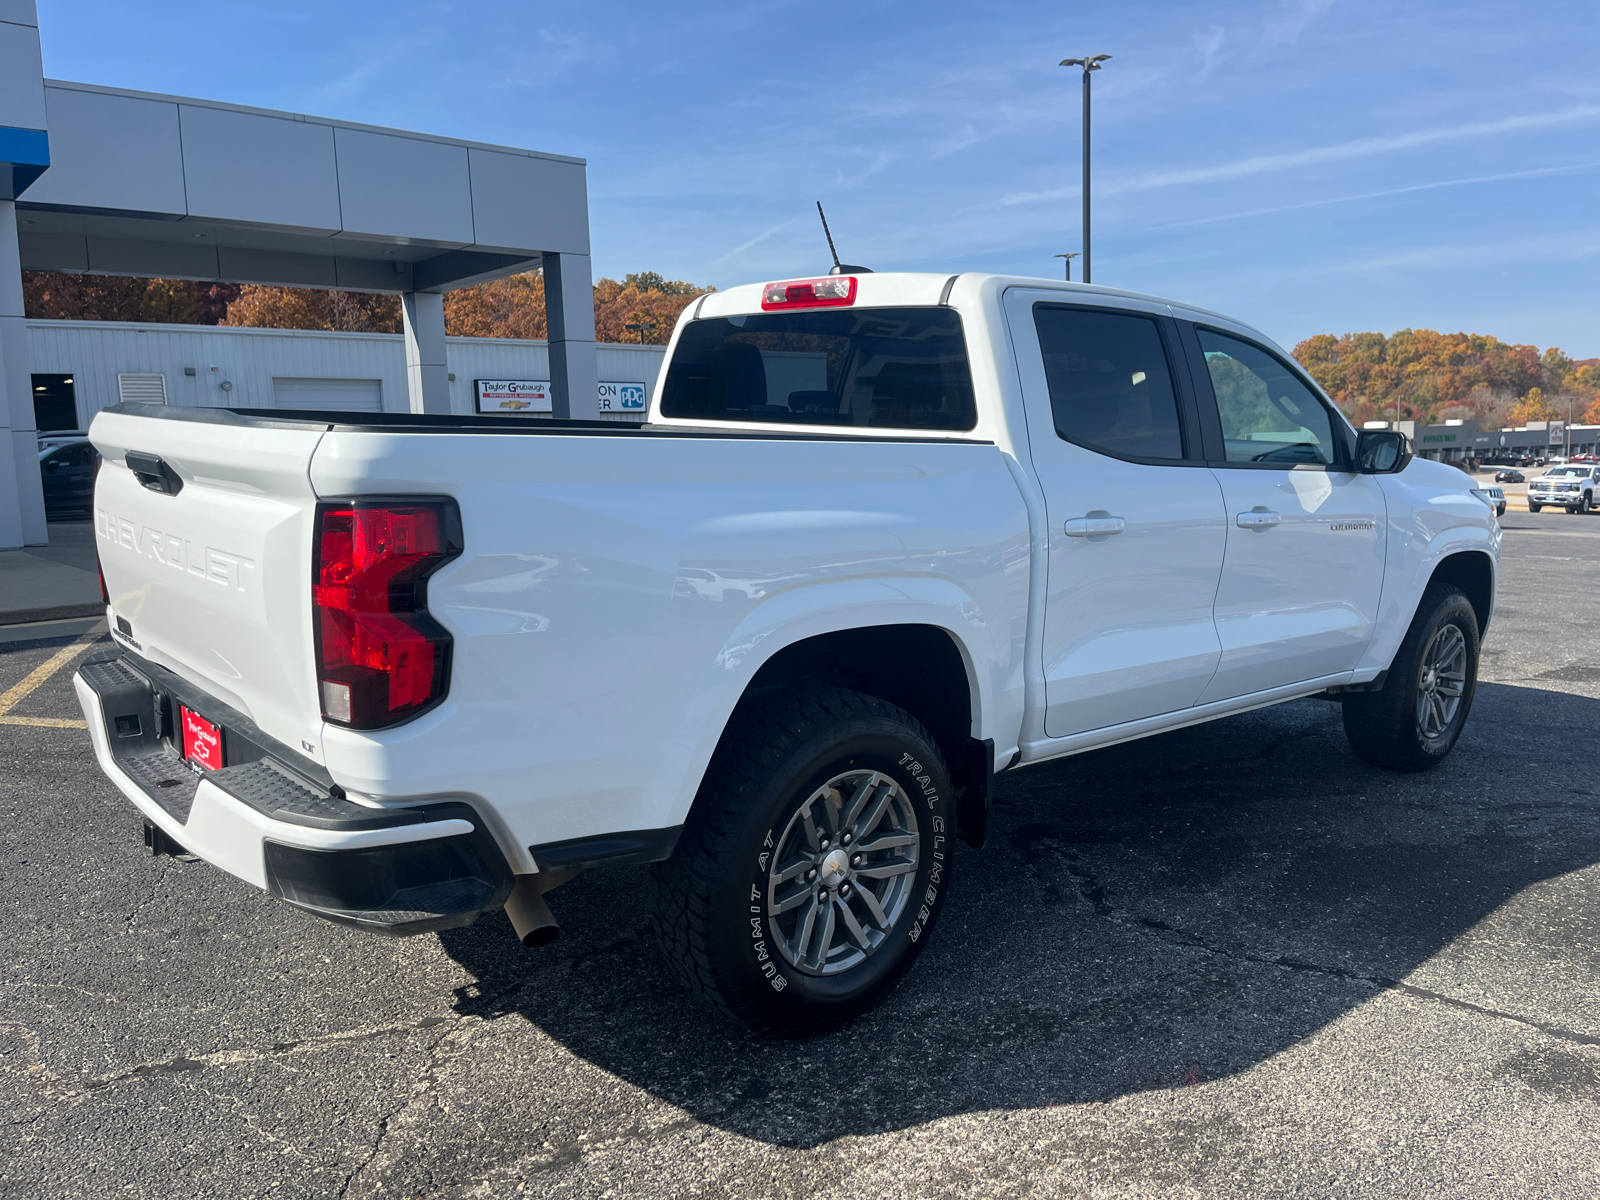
[90,409,327,757]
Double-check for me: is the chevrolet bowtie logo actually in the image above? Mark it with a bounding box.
[501,399,532,409]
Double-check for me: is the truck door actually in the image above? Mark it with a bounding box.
[1004,290,1228,739]
[1179,322,1387,701]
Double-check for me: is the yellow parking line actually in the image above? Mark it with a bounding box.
[0,627,106,719]
[0,715,88,729]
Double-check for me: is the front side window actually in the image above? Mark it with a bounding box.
[1198,329,1339,467]
[1034,305,1185,460]
[660,307,976,431]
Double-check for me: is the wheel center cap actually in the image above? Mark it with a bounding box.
[818,847,851,887]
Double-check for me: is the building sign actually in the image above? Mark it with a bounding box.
[1421,433,1458,444]
[1548,421,1565,446]
[475,379,551,413]
[475,379,649,415]
[598,382,647,412]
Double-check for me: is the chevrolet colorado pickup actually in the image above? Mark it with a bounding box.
[78,271,1499,1033]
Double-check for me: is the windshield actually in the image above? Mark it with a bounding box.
[1547,467,1589,476]
[660,307,977,431]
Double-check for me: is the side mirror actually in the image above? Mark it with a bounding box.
[43,459,58,473]
[1356,429,1412,474]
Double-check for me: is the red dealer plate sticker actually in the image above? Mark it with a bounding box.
[180,705,224,772]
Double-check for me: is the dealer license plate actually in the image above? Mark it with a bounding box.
[180,704,224,772]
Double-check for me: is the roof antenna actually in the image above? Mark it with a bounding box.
[816,202,873,275]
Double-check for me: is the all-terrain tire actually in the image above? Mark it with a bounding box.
[1343,583,1480,772]
[650,685,954,1036]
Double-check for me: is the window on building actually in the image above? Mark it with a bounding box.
[32,374,79,432]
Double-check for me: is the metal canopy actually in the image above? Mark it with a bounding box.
[16,81,590,294]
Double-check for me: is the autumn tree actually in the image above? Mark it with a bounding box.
[1294,329,1546,428]
[23,271,240,324]
[1507,387,1560,425]
[443,272,547,339]
[592,273,715,344]
[225,286,401,333]
[443,269,712,344]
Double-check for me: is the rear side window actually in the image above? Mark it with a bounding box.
[660,308,976,431]
[1033,305,1185,460]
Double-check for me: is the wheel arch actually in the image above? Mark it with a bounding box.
[1428,548,1495,636]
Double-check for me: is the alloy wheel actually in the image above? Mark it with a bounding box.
[1416,623,1467,741]
[765,770,919,976]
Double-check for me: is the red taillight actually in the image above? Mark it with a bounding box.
[760,275,857,310]
[312,499,461,729]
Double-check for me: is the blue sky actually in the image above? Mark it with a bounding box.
[39,0,1600,355]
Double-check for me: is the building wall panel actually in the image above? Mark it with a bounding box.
[26,320,665,428]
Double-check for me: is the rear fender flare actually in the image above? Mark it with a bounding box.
[662,578,991,828]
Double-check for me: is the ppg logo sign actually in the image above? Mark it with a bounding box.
[598,382,647,412]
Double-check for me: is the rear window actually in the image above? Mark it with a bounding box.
[659,307,977,431]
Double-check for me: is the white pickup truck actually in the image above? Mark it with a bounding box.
[1527,463,1599,514]
[78,271,1499,1034]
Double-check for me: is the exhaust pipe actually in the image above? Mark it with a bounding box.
[504,869,580,947]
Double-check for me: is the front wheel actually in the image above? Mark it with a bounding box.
[651,685,953,1035]
[1528,502,1541,513]
[1343,583,1480,772]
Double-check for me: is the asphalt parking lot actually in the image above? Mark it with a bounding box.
[4,515,1599,1199]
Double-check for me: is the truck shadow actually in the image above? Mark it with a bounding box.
[438,681,1600,1148]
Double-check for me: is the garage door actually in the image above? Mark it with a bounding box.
[271,378,383,412]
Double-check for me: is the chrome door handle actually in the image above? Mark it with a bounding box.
[1236,510,1281,528]
[1064,516,1126,537]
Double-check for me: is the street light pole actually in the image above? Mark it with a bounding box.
[1053,252,1079,281]
[1059,53,1110,284]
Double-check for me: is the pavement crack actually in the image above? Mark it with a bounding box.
[338,1016,484,1199]
[123,854,172,933]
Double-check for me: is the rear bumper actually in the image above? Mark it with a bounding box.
[74,650,513,936]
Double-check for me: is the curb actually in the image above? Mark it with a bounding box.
[0,603,106,627]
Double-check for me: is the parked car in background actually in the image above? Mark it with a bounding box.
[1494,469,1525,483]
[1527,464,1599,514]
[38,438,98,518]
[1479,485,1506,518]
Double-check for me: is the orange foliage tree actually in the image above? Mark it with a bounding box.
[443,272,548,339]
[225,286,401,333]
[1293,329,1543,428]
[593,272,714,344]
[1507,387,1560,425]
[23,272,239,324]
[224,269,712,345]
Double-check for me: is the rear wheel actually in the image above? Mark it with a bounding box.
[651,685,953,1035]
[1343,583,1479,772]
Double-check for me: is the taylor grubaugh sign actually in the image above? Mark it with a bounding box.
[474,380,647,415]
[474,380,552,413]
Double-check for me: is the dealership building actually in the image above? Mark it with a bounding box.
[1,2,661,550]
[1362,418,1599,463]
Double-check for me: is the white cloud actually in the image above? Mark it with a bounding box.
[1193,26,1225,78]
[1295,226,1600,277]
[999,104,1600,206]
[1137,162,1600,231]
[712,219,803,268]
[1263,0,1337,47]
